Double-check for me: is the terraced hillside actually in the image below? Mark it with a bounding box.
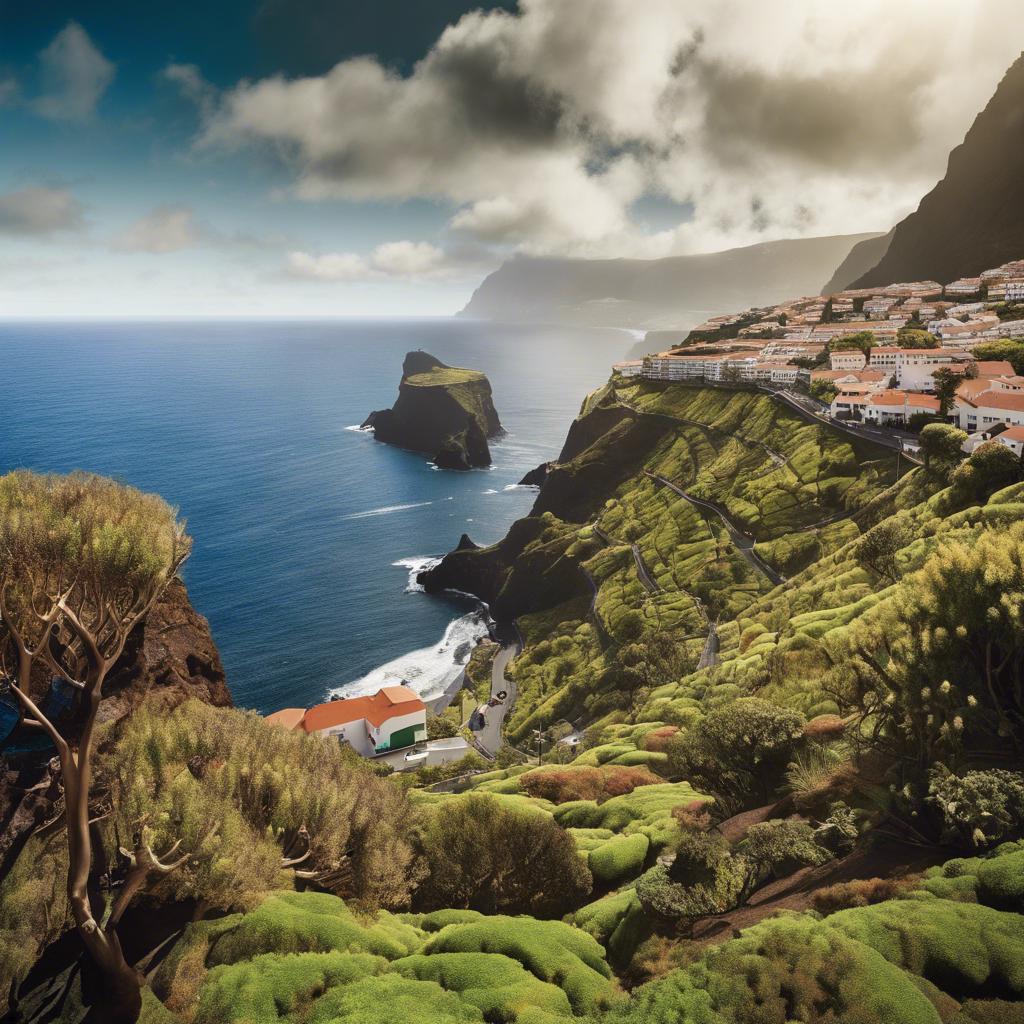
[423,380,900,744]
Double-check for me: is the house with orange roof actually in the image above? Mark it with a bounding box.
[861,390,941,426]
[956,388,1024,434]
[266,685,427,757]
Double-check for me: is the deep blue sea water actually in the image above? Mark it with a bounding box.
[0,319,630,713]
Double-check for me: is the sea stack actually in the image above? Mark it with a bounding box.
[362,351,503,470]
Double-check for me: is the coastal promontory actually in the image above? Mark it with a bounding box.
[363,351,503,469]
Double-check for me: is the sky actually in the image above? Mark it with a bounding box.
[0,0,1022,318]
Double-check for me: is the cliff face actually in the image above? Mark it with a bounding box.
[851,52,1024,288]
[363,352,503,470]
[459,233,884,329]
[821,229,894,294]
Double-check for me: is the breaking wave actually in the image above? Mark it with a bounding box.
[393,555,441,594]
[328,610,489,703]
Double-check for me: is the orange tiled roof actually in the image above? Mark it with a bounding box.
[302,686,425,733]
[972,390,1024,414]
[266,707,307,731]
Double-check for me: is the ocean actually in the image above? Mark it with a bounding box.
[0,319,630,713]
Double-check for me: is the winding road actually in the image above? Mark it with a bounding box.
[645,471,786,587]
[471,630,521,757]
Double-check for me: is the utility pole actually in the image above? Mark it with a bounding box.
[534,721,545,765]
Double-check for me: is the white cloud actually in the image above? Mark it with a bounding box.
[0,76,18,107]
[113,206,202,253]
[161,63,217,117]
[198,0,1024,259]
[33,22,115,121]
[287,240,453,282]
[286,250,370,281]
[0,186,84,235]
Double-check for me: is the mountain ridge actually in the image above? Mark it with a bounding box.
[460,233,885,330]
[852,51,1024,288]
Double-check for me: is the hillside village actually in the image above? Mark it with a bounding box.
[617,257,1024,457]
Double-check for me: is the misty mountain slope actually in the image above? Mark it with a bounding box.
[460,233,884,329]
[822,229,894,294]
[853,51,1024,288]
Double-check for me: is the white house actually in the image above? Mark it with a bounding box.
[995,425,1024,456]
[956,389,1024,434]
[267,685,427,757]
[861,389,941,426]
[829,350,867,371]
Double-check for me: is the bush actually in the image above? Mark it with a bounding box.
[643,726,680,752]
[414,794,592,916]
[812,876,917,915]
[610,914,941,1024]
[827,898,1024,997]
[665,697,805,801]
[420,915,616,1016]
[928,766,1024,847]
[519,764,661,804]
[739,819,830,884]
[589,833,651,885]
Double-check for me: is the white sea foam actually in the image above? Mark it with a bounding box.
[393,555,441,594]
[502,483,529,492]
[483,488,499,494]
[344,424,373,433]
[328,610,489,703]
[344,500,432,520]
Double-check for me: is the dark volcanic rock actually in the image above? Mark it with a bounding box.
[518,462,551,487]
[363,351,503,470]
[852,52,1024,288]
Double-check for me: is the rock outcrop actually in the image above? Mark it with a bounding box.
[851,52,1024,288]
[363,351,503,470]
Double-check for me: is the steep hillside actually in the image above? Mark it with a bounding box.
[852,52,1024,288]
[363,351,503,469]
[460,233,885,329]
[821,229,894,294]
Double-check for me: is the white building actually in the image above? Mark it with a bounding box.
[613,360,645,377]
[862,390,941,426]
[267,685,428,757]
[956,389,1024,434]
[866,348,968,390]
[829,350,867,371]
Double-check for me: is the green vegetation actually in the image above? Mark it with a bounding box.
[8,371,1024,1023]
[405,367,486,387]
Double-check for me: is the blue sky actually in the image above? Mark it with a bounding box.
[0,1,1020,317]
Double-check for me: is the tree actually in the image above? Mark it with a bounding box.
[896,328,940,349]
[414,794,592,916]
[931,367,961,418]
[835,523,1024,782]
[665,698,805,803]
[810,379,838,405]
[828,331,874,355]
[972,338,1024,375]
[949,440,1022,504]
[0,472,190,1021]
[918,422,966,476]
[854,512,913,582]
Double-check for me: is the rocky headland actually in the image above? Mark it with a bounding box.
[362,351,503,470]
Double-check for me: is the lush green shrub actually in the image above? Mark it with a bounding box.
[827,898,1024,996]
[739,819,830,883]
[414,794,592,916]
[392,952,574,1022]
[665,697,805,801]
[305,973,482,1023]
[609,914,941,1024]
[588,833,650,885]
[928,766,1024,847]
[420,915,616,1015]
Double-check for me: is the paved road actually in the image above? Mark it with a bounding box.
[696,620,720,669]
[631,543,662,594]
[472,637,520,756]
[761,386,923,466]
[646,471,786,587]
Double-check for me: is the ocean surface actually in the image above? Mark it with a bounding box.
[0,319,631,713]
